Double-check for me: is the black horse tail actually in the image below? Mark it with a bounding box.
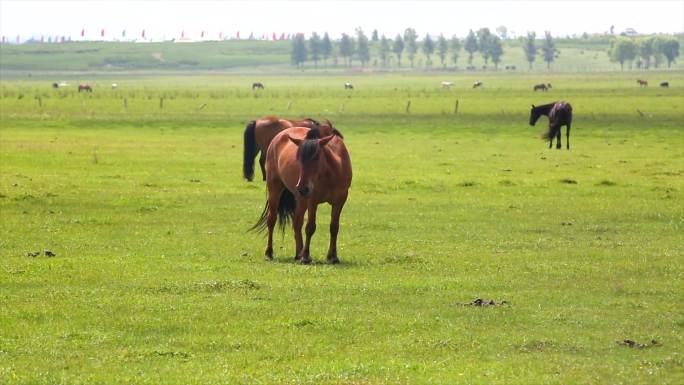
[250,189,296,233]
[542,125,560,141]
[243,120,257,181]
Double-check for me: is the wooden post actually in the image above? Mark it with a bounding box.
[454,99,459,114]
[287,101,292,111]
[339,103,345,113]
[159,97,164,109]
[406,100,411,114]
[123,98,128,109]
[36,96,42,108]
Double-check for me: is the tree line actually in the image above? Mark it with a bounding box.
[291,27,517,70]
[608,36,680,70]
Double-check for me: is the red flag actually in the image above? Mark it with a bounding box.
[236,31,240,39]
[81,29,85,37]
[141,30,145,38]
[101,29,105,37]
[181,30,184,38]
[273,32,276,40]
[280,33,285,40]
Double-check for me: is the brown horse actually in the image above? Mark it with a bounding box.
[252,126,351,264]
[637,79,648,87]
[78,84,92,92]
[529,101,573,149]
[252,82,265,90]
[244,116,342,181]
[533,83,552,91]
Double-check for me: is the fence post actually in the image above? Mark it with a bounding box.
[406,100,411,114]
[454,99,459,114]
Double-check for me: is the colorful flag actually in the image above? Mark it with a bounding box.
[141,29,145,39]
[236,31,240,39]
[201,31,205,38]
[181,30,184,38]
[101,29,105,37]
[81,29,85,37]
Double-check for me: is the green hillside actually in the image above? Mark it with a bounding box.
[0,35,682,74]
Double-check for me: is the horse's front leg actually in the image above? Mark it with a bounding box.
[327,201,346,264]
[556,128,562,149]
[292,201,307,261]
[300,202,318,264]
[566,124,571,150]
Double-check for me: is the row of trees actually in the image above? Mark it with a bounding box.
[292,27,519,70]
[608,36,680,70]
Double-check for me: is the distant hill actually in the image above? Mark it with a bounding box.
[0,36,681,74]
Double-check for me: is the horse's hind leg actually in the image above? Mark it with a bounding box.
[259,152,266,181]
[556,129,562,149]
[299,202,317,264]
[264,185,282,260]
[566,124,571,150]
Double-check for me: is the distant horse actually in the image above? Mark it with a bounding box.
[252,82,265,90]
[441,81,453,89]
[637,79,648,87]
[78,84,92,92]
[52,82,59,89]
[252,126,351,264]
[344,82,354,90]
[244,116,343,181]
[660,81,669,88]
[529,101,573,150]
[473,81,483,89]
[533,83,552,91]
[111,83,118,89]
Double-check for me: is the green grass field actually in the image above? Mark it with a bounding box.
[1,72,683,384]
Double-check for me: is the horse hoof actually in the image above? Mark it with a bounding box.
[328,257,340,265]
[299,258,312,265]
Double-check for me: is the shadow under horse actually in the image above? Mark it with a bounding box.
[529,101,573,150]
[251,126,352,264]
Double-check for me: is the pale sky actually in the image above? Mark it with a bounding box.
[1,0,682,42]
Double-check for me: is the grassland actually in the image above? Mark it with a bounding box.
[1,71,683,384]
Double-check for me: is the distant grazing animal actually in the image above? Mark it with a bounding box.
[637,79,648,87]
[441,81,453,89]
[78,84,92,92]
[111,83,118,89]
[52,82,59,89]
[252,82,265,90]
[472,81,483,89]
[660,81,669,88]
[529,101,573,150]
[344,82,354,90]
[243,116,342,181]
[252,125,351,264]
[533,83,552,91]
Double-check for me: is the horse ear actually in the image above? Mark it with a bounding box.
[318,135,334,147]
[531,104,535,108]
[287,134,303,146]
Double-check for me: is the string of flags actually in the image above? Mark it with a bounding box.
[2,29,297,44]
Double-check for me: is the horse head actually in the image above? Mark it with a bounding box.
[529,104,541,126]
[287,133,335,198]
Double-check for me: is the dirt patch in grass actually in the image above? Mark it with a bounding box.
[618,339,661,349]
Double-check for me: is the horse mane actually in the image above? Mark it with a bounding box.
[298,136,322,164]
[316,119,344,139]
[534,102,557,114]
[303,118,320,126]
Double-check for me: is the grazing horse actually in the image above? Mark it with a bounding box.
[533,83,552,91]
[472,81,483,89]
[243,116,343,181]
[78,84,92,92]
[252,126,351,264]
[529,101,573,150]
[252,82,265,90]
[441,81,453,89]
[52,82,59,89]
[637,79,648,87]
[344,82,354,90]
[660,81,669,88]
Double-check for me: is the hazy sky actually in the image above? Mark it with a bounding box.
[1,0,682,41]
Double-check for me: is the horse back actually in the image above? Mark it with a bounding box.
[550,102,572,125]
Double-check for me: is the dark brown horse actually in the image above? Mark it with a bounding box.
[244,116,343,181]
[660,81,669,88]
[252,126,352,264]
[637,79,648,87]
[252,82,265,90]
[533,83,552,91]
[529,101,573,150]
[78,84,92,92]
